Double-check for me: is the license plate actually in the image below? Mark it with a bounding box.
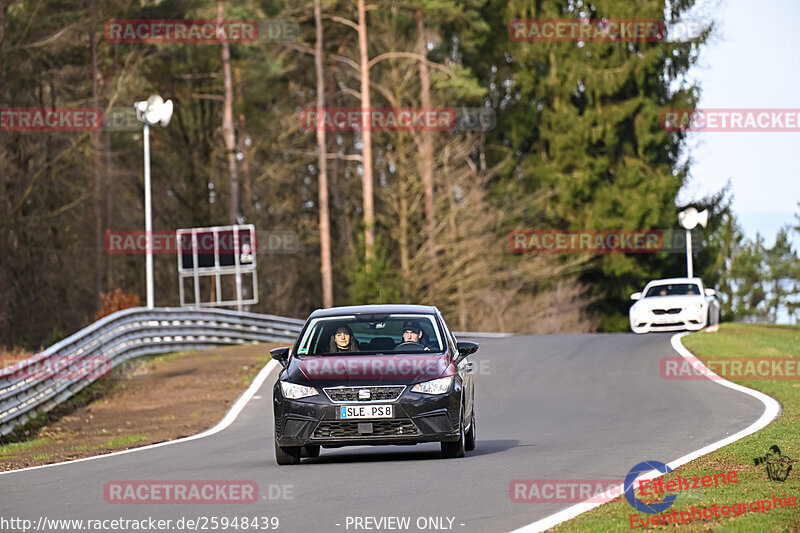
[340,405,393,419]
[654,316,679,323]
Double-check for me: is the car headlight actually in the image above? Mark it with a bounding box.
[411,376,453,395]
[280,381,318,399]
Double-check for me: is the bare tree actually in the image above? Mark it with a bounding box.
[0,0,7,336]
[357,0,375,268]
[414,9,436,266]
[90,0,104,308]
[315,0,333,307]
[234,68,253,219]
[218,1,239,224]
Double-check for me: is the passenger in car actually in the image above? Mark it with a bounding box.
[328,325,360,352]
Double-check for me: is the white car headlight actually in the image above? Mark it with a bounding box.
[411,376,453,395]
[280,381,318,399]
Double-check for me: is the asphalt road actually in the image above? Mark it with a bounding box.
[0,333,767,533]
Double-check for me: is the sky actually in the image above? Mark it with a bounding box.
[677,0,800,247]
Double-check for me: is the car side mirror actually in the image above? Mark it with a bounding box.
[270,347,291,368]
[704,288,716,297]
[456,341,479,359]
[631,292,642,301]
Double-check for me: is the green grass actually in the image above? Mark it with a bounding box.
[0,438,52,457]
[242,352,270,385]
[554,323,800,532]
[69,434,147,452]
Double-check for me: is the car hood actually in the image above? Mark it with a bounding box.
[284,353,456,386]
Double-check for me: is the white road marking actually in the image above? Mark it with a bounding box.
[511,332,781,533]
[0,360,280,475]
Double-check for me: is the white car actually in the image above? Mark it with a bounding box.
[629,277,720,334]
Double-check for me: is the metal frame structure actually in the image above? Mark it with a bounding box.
[177,224,258,311]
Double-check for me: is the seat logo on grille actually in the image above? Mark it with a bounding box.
[358,389,371,400]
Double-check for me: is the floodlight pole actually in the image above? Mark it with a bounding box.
[143,123,154,308]
[685,228,693,278]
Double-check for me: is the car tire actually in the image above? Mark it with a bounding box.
[275,438,301,465]
[441,415,466,459]
[464,413,476,452]
[301,445,321,458]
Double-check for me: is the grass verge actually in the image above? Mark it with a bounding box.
[0,342,277,470]
[553,323,800,532]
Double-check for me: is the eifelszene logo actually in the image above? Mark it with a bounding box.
[624,461,677,513]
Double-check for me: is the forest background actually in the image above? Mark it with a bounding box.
[1,0,798,351]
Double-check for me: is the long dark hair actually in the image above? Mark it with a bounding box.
[329,324,359,352]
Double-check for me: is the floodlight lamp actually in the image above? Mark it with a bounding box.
[134,94,174,127]
[678,207,709,230]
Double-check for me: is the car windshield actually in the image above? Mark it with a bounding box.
[644,283,702,297]
[294,313,445,356]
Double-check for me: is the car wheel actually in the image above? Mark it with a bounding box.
[275,438,301,465]
[441,415,466,459]
[301,445,321,458]
[464,413,476,452]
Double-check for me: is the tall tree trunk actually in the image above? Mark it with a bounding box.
[105,41,118,290]
[314,0,333,308]
[357,0,374,269]
[415,9,436,267]
[399,178,410,300]
[327,68,349,253]
[104,130,113,288]
[91,0,103,307]
[234,68,252,220]
[0,0,8,337]
[218,1,239,224]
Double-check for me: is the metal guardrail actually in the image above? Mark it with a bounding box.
[0,307,303,437]
[0,306,509,437]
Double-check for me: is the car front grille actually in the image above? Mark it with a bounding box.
[312,419,419,438]
[323,386,406,403]
[652,308,682,315]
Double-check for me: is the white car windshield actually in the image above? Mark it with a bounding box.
[295,313,445,356]
[644,283,702,297]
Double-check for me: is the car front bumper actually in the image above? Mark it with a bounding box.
[273,383,462,447]
[630,310,706,333]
